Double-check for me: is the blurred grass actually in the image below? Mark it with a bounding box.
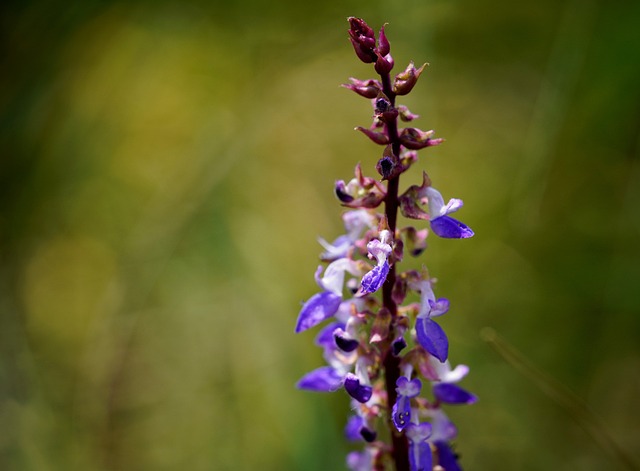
[1,0,640,470]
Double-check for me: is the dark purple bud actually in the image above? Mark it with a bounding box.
[393,62,427,96]
[433,383,478,405]
[348,17,377,63]
[342,78,382,99]
[374,51,394,75]
[355,126,389,145]
[334,328,359,352]
[377,23,390,56]
[344,373,373,403]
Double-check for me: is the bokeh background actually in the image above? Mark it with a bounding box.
[1,0,639,470]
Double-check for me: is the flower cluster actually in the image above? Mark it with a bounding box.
[295,18,477,471]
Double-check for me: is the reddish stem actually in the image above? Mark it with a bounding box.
[380,71,410,471]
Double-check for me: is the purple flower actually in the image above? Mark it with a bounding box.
[406,422,433,471]
[295,291,342,333]
[425,186,474,239]
[427,409,462,470]
[360,230,392,294]
[428,358,478,405]
[411,279,450,362]
[392,376,422,431]
[333,327,360,352]
[345,415,377,442]
[295,258,360,333]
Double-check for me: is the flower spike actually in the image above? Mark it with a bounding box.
[296,18,477,470]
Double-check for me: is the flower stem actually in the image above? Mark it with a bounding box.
[380,72,410,471]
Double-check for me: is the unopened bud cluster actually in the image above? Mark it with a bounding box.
[295,17,476,471]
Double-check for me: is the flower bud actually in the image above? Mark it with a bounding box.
[374,51,394,75]
[397,105,419,122]
[355,126,389,145]
[342,77,382,99]
[377,23,390,56]
[393,62,427,95]
[399,127,444,150]
[348,17,377,63]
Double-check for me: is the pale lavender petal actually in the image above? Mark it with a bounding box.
[415,317,449,362]
[295,291,342,333]
[319,235,352,260]
[397,376,422,397]
[296,366,344,392]
[442,198,464,215]
[428,297,450,317]
[425,186,446,216]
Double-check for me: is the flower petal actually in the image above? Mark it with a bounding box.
[344,373,373,403]
[344,415,365,441]
[295,291,342,333]
[415,317,449,362]
[314,321,345,350]
[433,383,478,405]
[360,260,389,294]
[434,441,461,471]
[430,215,474,239]
[296,366,344,392]
[406,423,433,471]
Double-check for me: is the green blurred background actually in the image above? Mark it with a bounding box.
[1,0,639,470]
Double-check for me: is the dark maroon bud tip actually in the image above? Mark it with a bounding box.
[377,23,390,56]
